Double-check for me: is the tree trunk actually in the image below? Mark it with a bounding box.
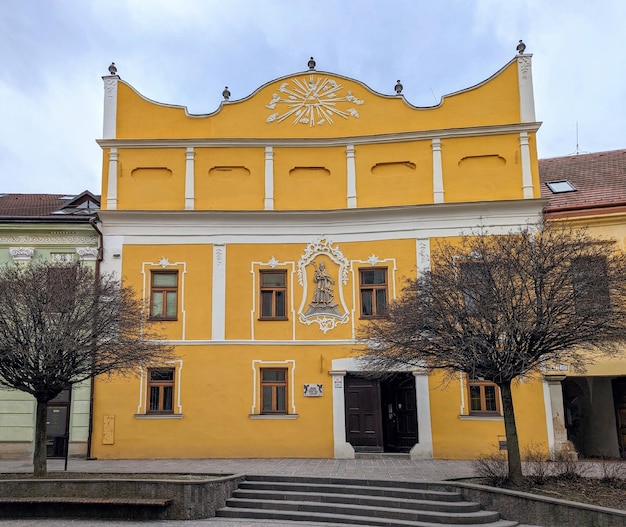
[499,380,523,485]
[33,399,48,477]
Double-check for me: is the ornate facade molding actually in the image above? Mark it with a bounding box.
[97,122,542,150]
[52,252,75,263]
[0,235,96,245]
[266,75,364,127]
[297,238,350,334]
[214,244,226,269]
[76,247,99,261]
[9,247,34,262]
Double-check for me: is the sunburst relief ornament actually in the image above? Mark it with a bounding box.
[266,74,364,127]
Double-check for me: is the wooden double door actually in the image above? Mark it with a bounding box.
[614,378,626,458]
[344,373,418,453]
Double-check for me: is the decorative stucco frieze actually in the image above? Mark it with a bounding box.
[214,245,225,269]
[266,75,364,127]
[518,55,532,80]
[102,76,118,140]
[76,247,99,261]
[52,253,74,263]
[9,247,34,262]
[366,253,380,265]
[0,235,95,245]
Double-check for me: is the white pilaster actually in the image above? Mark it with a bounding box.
[416,238,431,276]
[212,244,226,340]
[346,144,357,208]
[185,147,195,210]
[543,375,576,458]
[519,132,534,198]
[106,148,118,210]
[517,54,536,123]
[432,139,444,203]
[102,76,118,139]
[264,147,274,210]
[100,235,123,277]
[410,371,434,459]
[330,370,355,459]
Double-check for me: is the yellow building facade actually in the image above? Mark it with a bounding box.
[92,53,554,460]
[541,150,626,459]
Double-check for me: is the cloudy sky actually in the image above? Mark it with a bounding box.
[1,0,625,195]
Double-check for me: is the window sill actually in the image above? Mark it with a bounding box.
[459,414,503,421]
[249,414,298,420]
[134,414,183,419]
[148,318,178,322]
[258,318,289,321]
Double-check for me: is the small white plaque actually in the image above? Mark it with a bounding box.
[303,384,323,397]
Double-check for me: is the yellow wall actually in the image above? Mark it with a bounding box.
[92,344,349,459]
[429,372,549,459]
[95,56,549,460]
[356,141,433,208]
[442,134,531,203]
[114,60,521,140]
[101,57,538,212]
[121,244,214,341]
[117,149,186,210]
[273,147,346,210]
[195,147,265,210]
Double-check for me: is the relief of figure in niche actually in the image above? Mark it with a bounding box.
[304,259,342,317]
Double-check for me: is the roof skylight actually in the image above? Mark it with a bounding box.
[546,180,576,193]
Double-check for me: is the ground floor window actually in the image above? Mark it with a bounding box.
[148,368,175,413]
[250,360,296,418]
[261,368,287,414]
[468,380,500,414]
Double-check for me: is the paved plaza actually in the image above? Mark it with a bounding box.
[4,456,618,526]
[0,456,478,481]
[0,457,477,526]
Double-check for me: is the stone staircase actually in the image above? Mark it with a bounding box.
[216,474,520,526]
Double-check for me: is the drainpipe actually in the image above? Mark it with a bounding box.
[86,215,103,460]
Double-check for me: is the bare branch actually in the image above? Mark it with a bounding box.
[0,261,173,403]
[358,221,626,485]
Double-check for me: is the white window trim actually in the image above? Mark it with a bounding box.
[142,259,187,339]
[250,260,297,340]
[136,359,183,416]
[251,359,296,416]
[459,371,504,420]
[349,257,397,338]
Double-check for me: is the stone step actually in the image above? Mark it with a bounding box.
[233,488,481,513]
[245,474,439,489]
[240,479,463,502]
[355,452,411,459]
[217,506,519,527]
[225,497,502,524]
[216,475,519,527]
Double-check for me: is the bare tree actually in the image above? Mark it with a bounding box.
[0,261,173,476]
[359,222,626,485]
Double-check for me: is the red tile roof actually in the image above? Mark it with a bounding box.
[0,194,67,217]
[0,192,100,219]
[539,149,626,214]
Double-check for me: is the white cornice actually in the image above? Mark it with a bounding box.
[98,199,548,243]
[0,235,97,245]
[96,122,542,149]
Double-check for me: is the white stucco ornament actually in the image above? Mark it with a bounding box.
[297,237,350,334]
[266,74,364,127]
